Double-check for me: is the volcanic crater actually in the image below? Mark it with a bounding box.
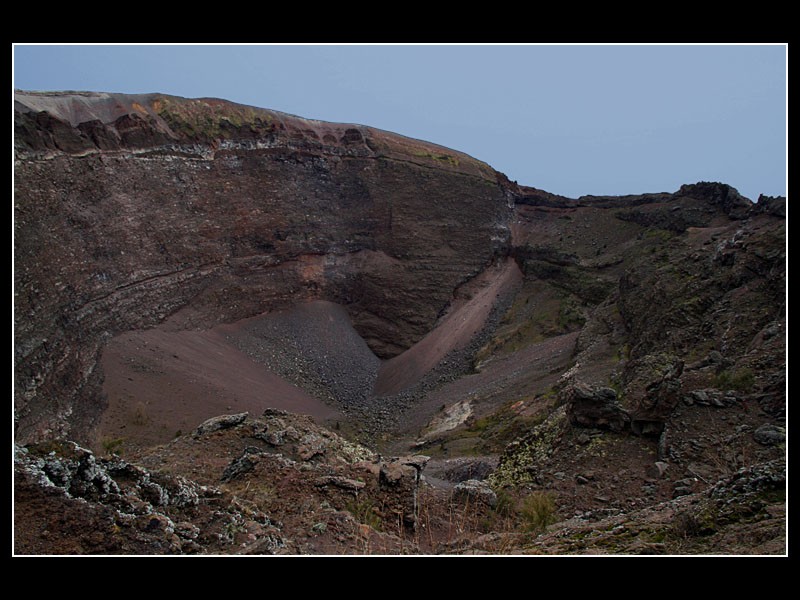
[14,91,786,555]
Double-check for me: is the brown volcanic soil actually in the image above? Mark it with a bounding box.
[95,260,522,456]
[395,331,580,453]
[96,319,343,456]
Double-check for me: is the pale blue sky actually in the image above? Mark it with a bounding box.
[13,44,787,201]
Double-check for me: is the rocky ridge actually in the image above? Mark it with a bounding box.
[15,409,430,554]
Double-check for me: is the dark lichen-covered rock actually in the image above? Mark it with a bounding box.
[677,182,753,220]
[565,382,630,433]
[14,439,283,555]
[753,194,786,218]
[193,412,249,437]
[452,479,498,508]
[490,406,569,488]
[752,424,785,447]
[622,354,684,436]
[221,447,264,483]
[313,475,366,492]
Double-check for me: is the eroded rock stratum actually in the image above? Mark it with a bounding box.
[14,91,513,444]
[14,91,786,555]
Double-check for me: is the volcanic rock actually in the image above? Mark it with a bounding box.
[193,412,249,437]
[565,382,630,432]
[752,424,785,446]
[452,479,498,508]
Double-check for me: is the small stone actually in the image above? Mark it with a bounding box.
[672,477,695,499]
[311,522,327,534]
[297,433,326,461]
[672,487,692,499]
[762,322,781,340]
[175,521,200,540]
[401,455,430,471]
[576,475,590,485]
[221,449,261,483]
[136,513,174,533]
[553,472,566,480]
[566,382,630,433]
[266,431,285,446]
[753,424,785,446]
[654,461,669,477]
[380,461,412,484]
[314,476,366,492]
[452,479,497,508]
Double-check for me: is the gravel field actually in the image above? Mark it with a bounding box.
[225,301,381,419]
[220,269,519,447]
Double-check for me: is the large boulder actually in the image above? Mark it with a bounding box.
[193,412,249,437]
[626,355,684,437]
[565,382,630,432]
[452,479,498,508]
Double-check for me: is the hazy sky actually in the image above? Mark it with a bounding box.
[13,44,787,201]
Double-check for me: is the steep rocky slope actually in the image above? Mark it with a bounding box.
[13,91,786,555]
[14,91,513,445]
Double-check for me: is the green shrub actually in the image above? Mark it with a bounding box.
[345,497,383,531]
[714,368,755,392]
[519,491,557,533]
[494,488,515,518]
[101,437,125,456]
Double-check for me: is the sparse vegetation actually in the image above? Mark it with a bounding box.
[411,149,460,167]
[26,440,80,459]
[101,437,125,456]
[489,406,568,488]
[519,491,557,533]
[132,402,149,426]
[643,227,675,242]
[494,488,515,518]
[557,296,585,331]
[153,96,273,140]
[345,497,383,531]
[671,512,709,539]
[714,368,755,392]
